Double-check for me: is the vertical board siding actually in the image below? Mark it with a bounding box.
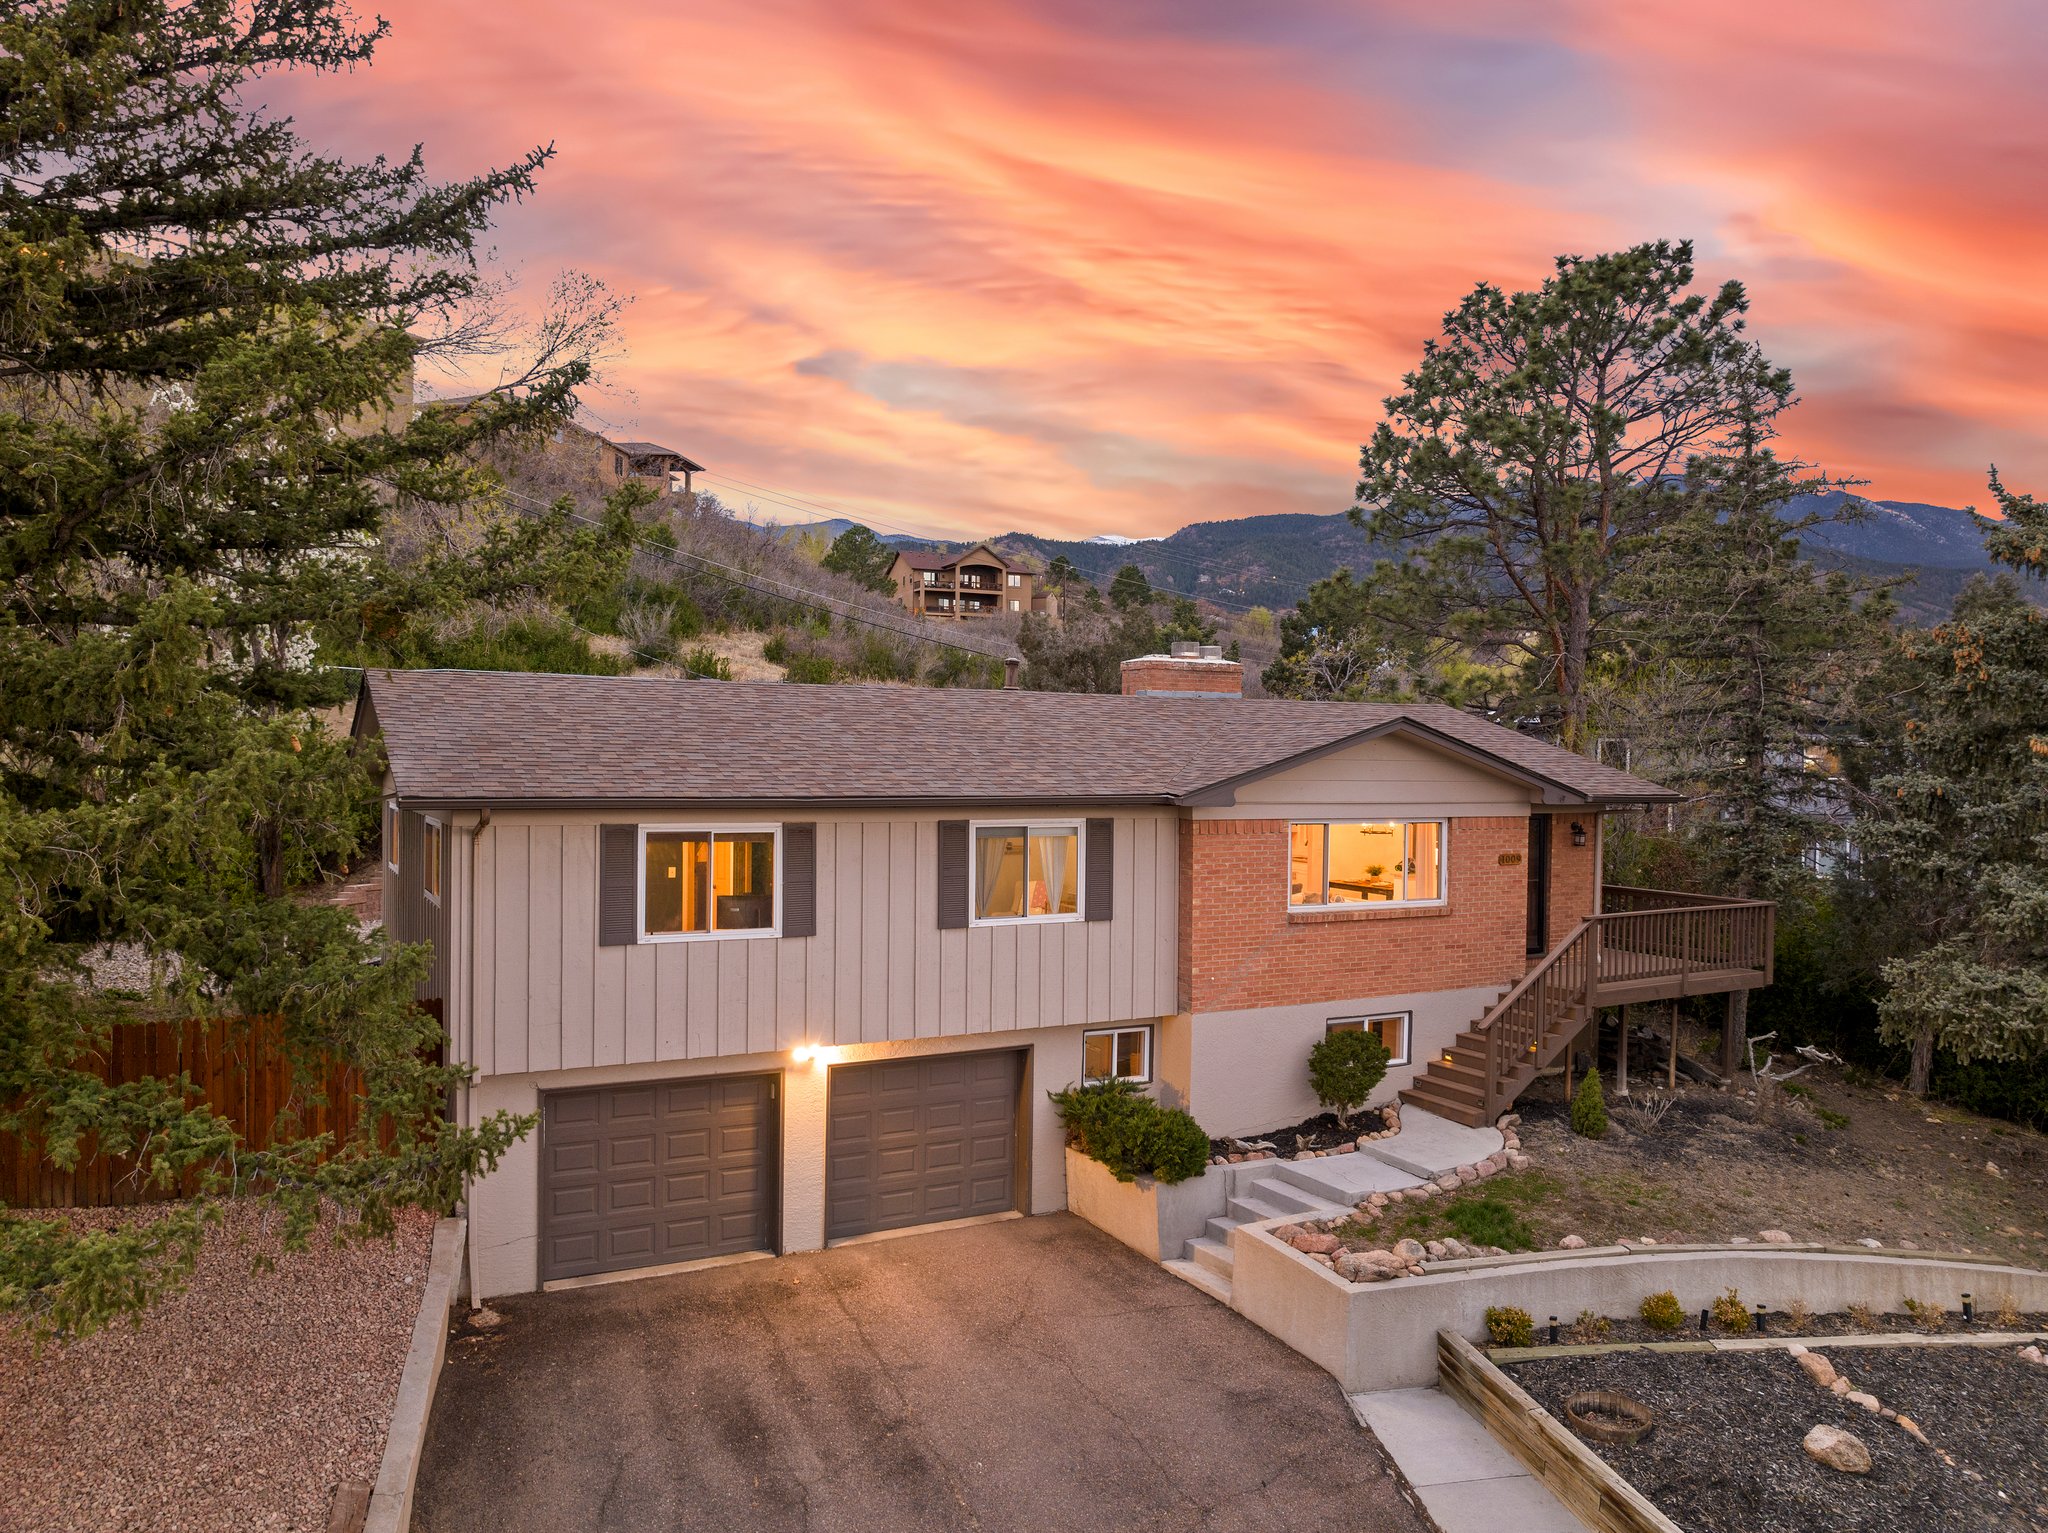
[475,811,1178,1075]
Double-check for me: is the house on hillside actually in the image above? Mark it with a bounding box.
[889,542,1058,619]
[422,394,704,496]
[356,651,1771,1298]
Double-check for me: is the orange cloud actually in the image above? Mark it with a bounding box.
[279,0,2048,535]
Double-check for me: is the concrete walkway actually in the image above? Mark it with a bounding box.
[1166,1107,1505,1303]
[1350,1387,1590,1533]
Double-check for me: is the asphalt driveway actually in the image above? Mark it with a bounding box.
[413,1213,1429,1533]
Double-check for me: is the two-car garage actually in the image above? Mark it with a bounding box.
[538,1049,1026,1284]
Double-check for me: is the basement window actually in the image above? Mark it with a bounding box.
[1083,1025,1152,1085]
[1326,1012,1410,1068]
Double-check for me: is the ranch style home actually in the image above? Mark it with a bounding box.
[356,650,1772,1298]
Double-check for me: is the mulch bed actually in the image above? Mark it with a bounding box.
[1211,1108,1389,1159]
[1587,1308,2048,1347]
[1505,1344,2048,1533]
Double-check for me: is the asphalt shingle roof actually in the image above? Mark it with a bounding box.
[361,669,1676,809]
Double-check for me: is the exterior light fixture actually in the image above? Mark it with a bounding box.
[1754,1303,1768,1333]
[1962,1292,1974,1323]
[1569,821,1588,848]
[1547,1315,1560,1345]
[792,1045,815,1065]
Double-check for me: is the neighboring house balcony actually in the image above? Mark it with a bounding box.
[1400,884,1775,1127]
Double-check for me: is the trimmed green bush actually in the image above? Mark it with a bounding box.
[1049,1079,1209,1185]
[1570,1065,1609,1139]
[679,646,734,681]
[1307,1028,1392,1125]
[1711,1287,1754,1333]
[1484,1305,1535,1347]
[1639,1290,1686,1333]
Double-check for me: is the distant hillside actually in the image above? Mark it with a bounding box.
[763,492,2024,621]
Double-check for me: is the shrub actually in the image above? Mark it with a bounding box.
[1846,1301,1879,1331]
[1307,1028,1392,1126]
[1815,1106,1850,1130]
[1570,1066,1609,1139]
[678,645,734,681]
[1048,1079,1209,1185]
[1484,1306,1535,1348]
[762,633,790,665]
[1785,1297,1815,1332]
[780,651,837,684]
[1640,1290,1686,1333]
[1711,1287,1753,1333]
[1902,1297,1945,1331]
[1569,1309,1612,1344]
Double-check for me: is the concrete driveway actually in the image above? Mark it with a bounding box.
[414,1213,1429,1533]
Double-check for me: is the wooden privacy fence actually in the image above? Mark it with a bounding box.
[1,1015,368,1210]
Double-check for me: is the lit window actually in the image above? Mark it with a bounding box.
[641,827,777,939]
[1083,1026,1152,1084]
[1007,572,1021,587]
[422,819,443,904]
[384,802,400,874]
[1326,1013,1411,1067]
[973,822,1080,923]
[1290,821,1444,907]
[1010,599,1020,611]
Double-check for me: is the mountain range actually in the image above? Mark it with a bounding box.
[759,493,2017,622]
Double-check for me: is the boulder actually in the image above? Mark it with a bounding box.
[1270,1223,1302,1241]
[1392,1238,1427,1261]
[1760,1229,1794,1243]
[1292,1231,1341,1255]
[1559,1235,1588,1250]
[1794,1352,1839,1388]
[1803,1425,1873,1474]
[1507,1151,1532,1170]
[2018,1345,2044,1366]
[1830,1377,1852,1396]
[1847,1391,1882,1413]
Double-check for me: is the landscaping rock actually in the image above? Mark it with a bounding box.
[1559,1234,1588,1249]
[1794,1352,1839,1388]
[1760,1229,1794,1243]
[2018,1345,2044,1366]
[1424,1240,1448,1260]
[1856,1238,1883,1249]
[1292,1231,1341,1255]
[1896,1415,1929,1444]
[1507,1151,1532,1170]
[1803,1424,1873,1474]
[1847,1390,1882,1412]
[1830,1377,1853,1395]
[1392,1238,1426,1261]
[1434,1176,1461,1194]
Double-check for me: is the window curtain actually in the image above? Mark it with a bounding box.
[977,830,1017,919]
[1036,829,1072,916]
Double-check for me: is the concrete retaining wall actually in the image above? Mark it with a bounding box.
[366,1217,465,1533]
[1230,1223,2048,1393]
[1062,1148,1228,1261]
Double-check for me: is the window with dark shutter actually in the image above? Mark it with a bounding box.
[597,824,639,946]
[1084,818,1114,922]
[782,823,817,938]
[936,820,969,929]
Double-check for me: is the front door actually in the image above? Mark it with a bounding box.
[1526,813,1552,956]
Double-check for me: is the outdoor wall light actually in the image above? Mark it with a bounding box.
[793,1044,827,1068]
[1962,1292,1974,1323]
[1569,821,1588,847]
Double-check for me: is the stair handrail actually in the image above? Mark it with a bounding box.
[1469,916,1599,1121]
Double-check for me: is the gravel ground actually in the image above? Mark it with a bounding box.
[0,1201,437,1533]
[1506,1344,2048,1533]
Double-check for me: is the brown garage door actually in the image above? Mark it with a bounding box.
[540,1075,777,1283]
[824,1050,1022,1241]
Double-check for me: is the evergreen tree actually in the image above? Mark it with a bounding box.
[1045,554,1080,591]
[1354,241,1789,751]
[1109,562,1153,611]
[1851,474,2048,1094]
[0,0,625,1338]
[820,524,897,593]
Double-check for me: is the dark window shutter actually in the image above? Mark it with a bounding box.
[782,823,817,938]
[937,820,969,929]
[1085,818,1114,923]
[598,824,639,947]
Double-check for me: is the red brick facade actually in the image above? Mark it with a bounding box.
[1120,658,1244,696]
[1180,814,1601,1014]
[1547,813,1599,941]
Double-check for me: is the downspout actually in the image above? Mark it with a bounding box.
[464,808,490,1309]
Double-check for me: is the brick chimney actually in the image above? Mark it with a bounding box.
[1120,641,1243,698]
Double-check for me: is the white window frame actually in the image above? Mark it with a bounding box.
[1009,599,1021,611]
[384,801,401,875]
[1327,1012,1411,1068]
[421,817,443,906]
[1288,819,1448,910]
[636,823,782,943]
[1082,1024,1153,1085]
[1006,572,1021,587]
[968,818,1085,927]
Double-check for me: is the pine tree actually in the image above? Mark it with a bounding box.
[1852,475,2048,1094]
[820,525,897,593]
[1354,241,1789,752]
[0,0,626,1338]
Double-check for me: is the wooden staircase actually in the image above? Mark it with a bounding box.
[1399,886,1776,1128]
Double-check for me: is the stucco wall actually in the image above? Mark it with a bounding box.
[466,1023,1090,1298]
[462,806,1178,1079]
[1177,983,1504,1139]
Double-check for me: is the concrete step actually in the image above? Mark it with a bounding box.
[1226,1192,1296,1223]
[1248,1176,1327,1215]
[1162,1258,1233,1306]
[1204,1215,1240,1244]
[1186,1236,1235,1279]
[1270,1154,1422,1205]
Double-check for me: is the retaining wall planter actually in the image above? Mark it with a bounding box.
[1063,1146,1228,1262]
[1229,1221,2048,1393]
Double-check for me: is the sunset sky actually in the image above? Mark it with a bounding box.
[283,1,2048,541]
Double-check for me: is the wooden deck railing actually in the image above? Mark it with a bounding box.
[1472,887,1776,1121]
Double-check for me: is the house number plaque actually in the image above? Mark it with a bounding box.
[1497,851,1524,867]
